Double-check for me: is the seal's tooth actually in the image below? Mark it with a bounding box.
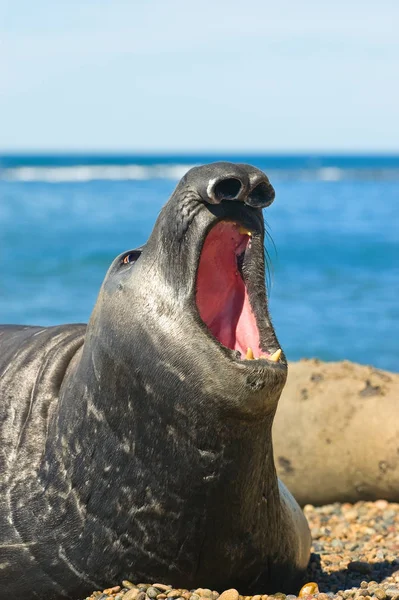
[246,347,254,360]
[269,349,282,362]
[238,226,252,236]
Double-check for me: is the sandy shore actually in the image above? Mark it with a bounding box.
[82,500,399,600]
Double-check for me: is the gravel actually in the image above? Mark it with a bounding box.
[82,500,399,600]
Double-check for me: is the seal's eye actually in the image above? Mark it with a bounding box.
[121,251,141,265]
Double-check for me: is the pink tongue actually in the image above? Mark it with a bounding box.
[196,222,263,358]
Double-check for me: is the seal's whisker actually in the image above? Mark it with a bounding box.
[264,225,276,297]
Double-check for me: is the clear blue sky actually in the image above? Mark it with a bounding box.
[1,0,398,152]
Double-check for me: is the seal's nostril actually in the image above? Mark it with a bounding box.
[212,178,242,201]
[247,181,275,208]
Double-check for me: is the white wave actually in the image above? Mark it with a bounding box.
[0,164,198,183]
[1,163,399,183]
[317,167,344,181]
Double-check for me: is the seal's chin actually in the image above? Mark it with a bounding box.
[196,221,276,362]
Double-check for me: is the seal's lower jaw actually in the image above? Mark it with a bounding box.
[196,221,279,362]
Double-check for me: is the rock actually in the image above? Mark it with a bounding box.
[218,590,239,600]
[124,590,141,600]
[385,587,399,599]
[299,583,319,597]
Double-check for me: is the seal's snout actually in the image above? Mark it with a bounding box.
[244,170,276,208]
[208,176,243,203]
[183,162,275,209]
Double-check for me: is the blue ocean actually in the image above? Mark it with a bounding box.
[0,154,398,372]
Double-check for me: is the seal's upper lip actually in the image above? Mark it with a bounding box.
[195,219,281,364]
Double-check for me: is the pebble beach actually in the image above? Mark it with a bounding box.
[83,500,399,600]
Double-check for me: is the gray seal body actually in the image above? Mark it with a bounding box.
[0,163,310,599]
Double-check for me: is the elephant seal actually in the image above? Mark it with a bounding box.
[0,163,311,600]
[274,359,399,506]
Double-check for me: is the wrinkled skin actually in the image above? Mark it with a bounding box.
[0,163,310,600]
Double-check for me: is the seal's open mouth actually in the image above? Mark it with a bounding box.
[196,221,280,362]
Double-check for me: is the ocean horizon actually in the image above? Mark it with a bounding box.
[2,152,399,182]
[1,153,398,372]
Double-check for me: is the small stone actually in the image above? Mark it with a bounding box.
[374,589,387,600]
[253,596,262,600]
[103,587,121,595]
[385,587,399,599]
[147,588,160,599]
[190,596,200,600]
[124,591,141,600]
[299,583,319,597]
[383,509,397,520]
[348,543,360,551]
[331,539,344,550]
[138,586,150,592]
[286,595,297,600]
[168,592,182,599]
[313,542,323,552]
[154,586,172,593]
[345,510,358,520]
[218,590,240,600]
[123,582,137,590]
